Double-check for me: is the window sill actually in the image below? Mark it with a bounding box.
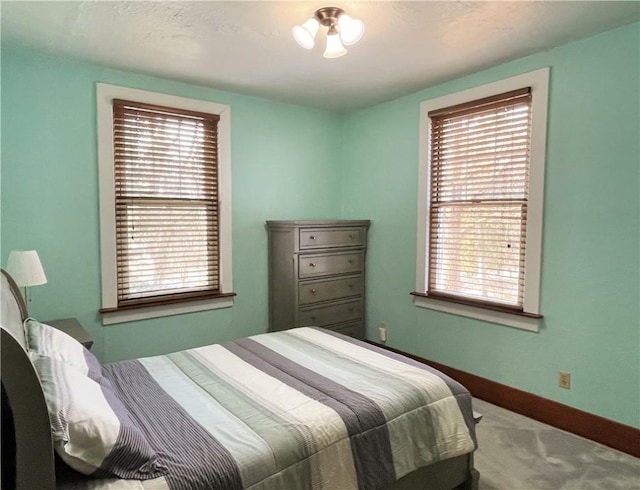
[411,292,541,332]
[101,294,235,325]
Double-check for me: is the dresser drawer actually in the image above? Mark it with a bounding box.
[299,275,363,305]
[298,251,364,279]
[331,322,363,339]
[299,227,365,250]
[299,300,362,327]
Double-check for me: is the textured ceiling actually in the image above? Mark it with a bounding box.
[2,1,638,112]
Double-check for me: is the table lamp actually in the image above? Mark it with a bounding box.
[6,250,47,303]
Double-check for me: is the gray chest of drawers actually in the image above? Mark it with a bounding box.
[266,220,370,339]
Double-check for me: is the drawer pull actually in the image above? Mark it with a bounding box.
[349,234,355,240]
[310,288,317,294]
[309,262,316,268]
[310,316,316,321]
[310,235,316,240]
[348,284,354,289]
[348,259,354,264]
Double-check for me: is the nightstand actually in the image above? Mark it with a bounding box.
[44,318,94,350]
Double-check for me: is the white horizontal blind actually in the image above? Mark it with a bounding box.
[113,99,220,306]
[427,88,532,310]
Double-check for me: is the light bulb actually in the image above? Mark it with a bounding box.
[292,18,320,49]
[338,14,364,46]
[323,26,347,59]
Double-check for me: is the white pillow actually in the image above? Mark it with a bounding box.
[25,318,103,381]
[30,353,166,479]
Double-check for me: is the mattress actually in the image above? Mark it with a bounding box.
[59,327,476,490]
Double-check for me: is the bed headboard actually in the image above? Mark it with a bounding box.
[1,269,56,489]
[1,270,28,348]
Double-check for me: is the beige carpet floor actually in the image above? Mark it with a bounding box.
[473,399,640,490]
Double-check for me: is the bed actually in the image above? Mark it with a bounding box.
[1,269,479,490]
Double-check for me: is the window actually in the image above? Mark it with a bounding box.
[428,89,531,308]
[113,100,221,306]
[97,84,233,325]
[414,68,549,331]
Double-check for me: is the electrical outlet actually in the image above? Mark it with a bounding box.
[379,323,387,343]
[558,371,571,389]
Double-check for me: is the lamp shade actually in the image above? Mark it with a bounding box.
[323,28,347,59]
[292,18,320,49]
[6,250,47,287]
[338,14,365,46]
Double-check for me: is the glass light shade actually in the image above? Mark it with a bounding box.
[6,250,47,287]
[323,31,347,59]
[338,14,364,46]
[292,18,320,49]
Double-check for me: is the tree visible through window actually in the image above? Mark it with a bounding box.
[113,99,220,307]
[427,88,532,311]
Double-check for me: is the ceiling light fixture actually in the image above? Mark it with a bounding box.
[292,7,364,59]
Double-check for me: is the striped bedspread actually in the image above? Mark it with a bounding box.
[96,327,476,490]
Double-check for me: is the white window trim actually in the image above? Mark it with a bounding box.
[415,68,549,332]
[96,83,233,325]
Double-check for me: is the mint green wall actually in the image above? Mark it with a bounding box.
[340,23,640,428]
[1,46,343,362]
[2,23,638,428]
